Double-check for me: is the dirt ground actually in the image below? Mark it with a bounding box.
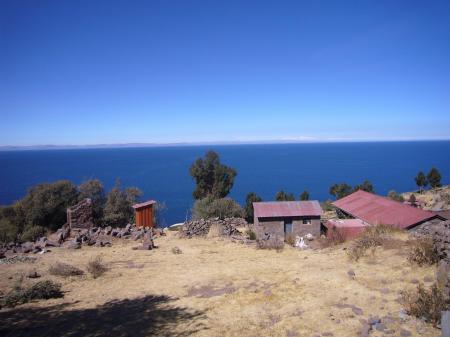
[0,231,441,337]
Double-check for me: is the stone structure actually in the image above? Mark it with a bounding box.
[253,201,322,241]
[179,217,246,238]
[67,198,94,230]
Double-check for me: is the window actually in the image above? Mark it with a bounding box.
[303,219,312,225]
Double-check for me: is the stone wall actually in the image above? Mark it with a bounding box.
[67,198,94,230]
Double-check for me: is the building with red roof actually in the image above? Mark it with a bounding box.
[253,201,322,240]
[332,190,443,230]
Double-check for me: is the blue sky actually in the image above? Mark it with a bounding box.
[1,0,449,146]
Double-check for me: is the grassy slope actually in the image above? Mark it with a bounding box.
[0,232,440,337]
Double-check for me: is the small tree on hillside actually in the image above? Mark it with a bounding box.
[275,190,295,201]
[354,180,374,193]
[192,196,244,220]
[78,179,106,226]
[189,151,237,200]
[415,171,428,193]
[388,190,404,202]
[300,190,310,201]
[409,193,417,207]
[244,192,262,223]
[103,180,142,227]
[427,168,442,189]
[329,183,352,200]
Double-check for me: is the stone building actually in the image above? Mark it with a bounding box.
[253,200,322,240]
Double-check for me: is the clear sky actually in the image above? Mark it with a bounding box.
[1,0,450,146]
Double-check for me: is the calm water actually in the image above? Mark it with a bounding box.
[1,142,449,226]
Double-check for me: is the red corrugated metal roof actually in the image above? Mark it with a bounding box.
[332,190,439,229]
[253,200,322,218]
[132,200,156,210]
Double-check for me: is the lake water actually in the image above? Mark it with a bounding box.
[1,141,449,226]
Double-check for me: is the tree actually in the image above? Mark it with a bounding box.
[354,180,374,193]
[189,151,237,200]
[19,180,79,231]
[192,196,244,220]
[244,192,262,223]
[103,180,142,227]
[409,193,417,207]
[275,190,295,201]
[415,171,428,193]
[427,168,442,189]
[329,183,352,200]
[300,190,310,201]
[78,179,106,226]
[387,190,404,202]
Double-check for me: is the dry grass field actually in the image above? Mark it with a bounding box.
[0,231,441,337]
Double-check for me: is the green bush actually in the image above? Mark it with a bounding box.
[246,229,256,240]
[103,180,142,227]
[192,196,244,220]
[0,216,20,243]
[20,225,46,242]
[2,280,63,308]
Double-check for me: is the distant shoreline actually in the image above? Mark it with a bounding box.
[1,139,450,152]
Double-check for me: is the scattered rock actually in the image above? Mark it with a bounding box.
[27,271,41,278]
[180,217,246,238]
[399,329,412,337]
[347,269,356,279]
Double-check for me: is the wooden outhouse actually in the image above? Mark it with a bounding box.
[132,200,156,228]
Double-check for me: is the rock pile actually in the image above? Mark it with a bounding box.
[179,217,247,238]
[0,224,162,258]
[414,220,450,264]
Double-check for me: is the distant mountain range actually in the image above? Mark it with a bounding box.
[1,139,448,151]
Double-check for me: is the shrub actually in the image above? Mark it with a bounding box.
[401,283,449,325]
[407,237,439,266]
[285,233,296,246]
[256,236,284,252]
[387,190,404,202]
[0,216,20,243]
[87,256,108,279]
[320,200,335,212]
[2,280,63,308]
[103,180,142,227]
[49,262,85,277]
[171,246,183,254]
[20,225,46,242]
[347,224,394,261]
[327,227,346,245]
[192,196,244,220]
[246,229,256,241]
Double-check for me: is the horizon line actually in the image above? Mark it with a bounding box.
[1,138,450,151]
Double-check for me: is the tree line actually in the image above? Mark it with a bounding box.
[0,179,143,243]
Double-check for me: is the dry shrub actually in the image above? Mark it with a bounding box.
[207,223,222,238]
[285,233,296,246]
[87,256,108,279]
[407,237,439,266]
[49,262,84,277]
[171,246,183,254]
[347,224,394,261]
[401,283,449,325]
[246,229,256,241]
[2,280,63,308]
[257,236,284,252]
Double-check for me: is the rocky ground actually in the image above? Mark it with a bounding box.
[402,185,450,211]
[0,230,442,337]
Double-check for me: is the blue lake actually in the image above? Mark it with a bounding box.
[0,141,449,226]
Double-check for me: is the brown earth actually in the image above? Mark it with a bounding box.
[0,231,441,337]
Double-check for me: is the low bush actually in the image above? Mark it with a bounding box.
[246,229,256,241]
[20,225,46,242]
[347,224,395,261]
[407,237,439,266]
[285,233,296,246]
[192,196,244,220]
[256,236,284,252]
[401,282,449,325]
[87,256,108,279]
[171,246,183,254]
[2,280,63,308]
[49,262,85,277]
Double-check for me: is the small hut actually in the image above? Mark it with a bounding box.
[132,200,156,228]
